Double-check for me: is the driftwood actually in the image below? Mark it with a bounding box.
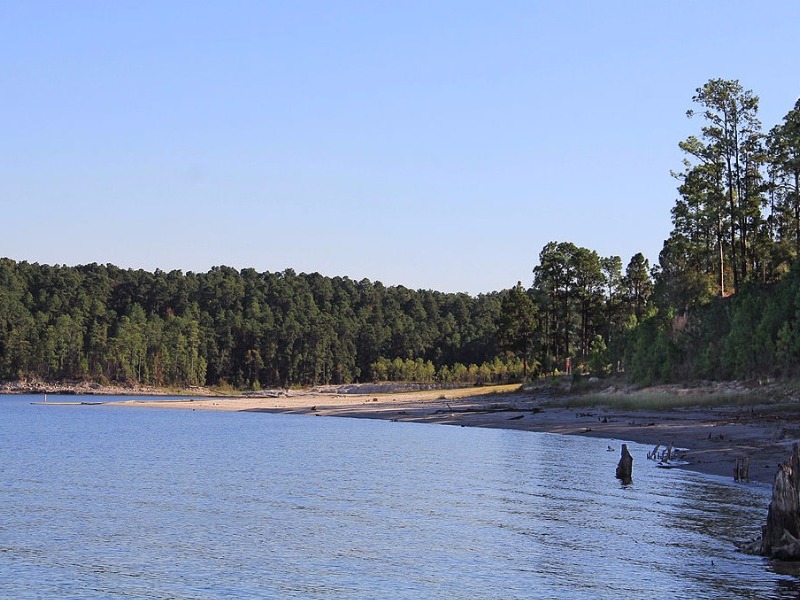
[646,442,682,463]
[647,444,660,460]
[739,444,800,559]
[615,443,633,484]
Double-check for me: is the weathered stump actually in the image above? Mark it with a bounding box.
[739,443,800,559]
[734,457,750,482]
[760,443,800,559]
[616,443,633,484]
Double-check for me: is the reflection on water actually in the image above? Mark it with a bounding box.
[0,395,797,599]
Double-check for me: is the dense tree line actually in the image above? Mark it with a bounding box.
[627,268,800,384]
[629,80,800,382]
[497,78,800,384]
[0,261,515,388]
[495,244,653,378]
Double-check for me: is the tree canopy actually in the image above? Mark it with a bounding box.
[0,260,515,388]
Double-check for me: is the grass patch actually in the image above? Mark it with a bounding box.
[209,380,240,395]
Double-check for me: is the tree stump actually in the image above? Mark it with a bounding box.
[616,443,633,484]
[734,457,750,482]
[760,443,800,559]
[740,444,800,559]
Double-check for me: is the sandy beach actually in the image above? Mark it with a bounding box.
[107,382,800,485]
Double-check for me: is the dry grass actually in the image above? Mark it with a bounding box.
[387,383,522,402]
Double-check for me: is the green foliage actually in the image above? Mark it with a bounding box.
[370,357,436,383]
[0,260,505,389]
[531,241,651,377]
[588,335,610,376]
[496,282,537,376]
[623,253,653,320]
[625,310,680,385]
[721,285,771,378]
[767,98,800,263]
[622,257,800,383]
[620,80,800,385]
[370,355,527,385]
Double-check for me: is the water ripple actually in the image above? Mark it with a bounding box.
[0,395,796,599]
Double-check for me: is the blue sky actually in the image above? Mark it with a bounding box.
[3,1,799,294]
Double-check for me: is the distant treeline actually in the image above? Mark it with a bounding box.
[0,260,513,388]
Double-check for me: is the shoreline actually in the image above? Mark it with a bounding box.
[83,383,798,485]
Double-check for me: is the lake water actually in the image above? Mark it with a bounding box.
[0,395,797,599]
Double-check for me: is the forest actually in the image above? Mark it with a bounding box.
[0,262,518,388]
[1,78,799,389]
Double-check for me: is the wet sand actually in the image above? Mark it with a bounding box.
[113,384,800,485]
